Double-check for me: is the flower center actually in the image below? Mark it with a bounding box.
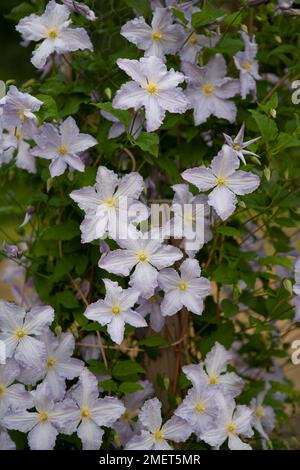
[105,197,116,208]
[242,61,252,71]
[227,422,237,434]
[80,407,91,419]
[153,429,165,441]
[209,374,218,384]
[15,328,26,339]
[189,34,198,45]
[0,384,5,397]
[15,130,23,140]
[216,177,226,186]
[146,82,158,94]
[38,411,49,423]
[137,251,148,262]
[152,31,162,41]
[149,295,157,303]
[48,28,58,39]
[233,143,241,151]
[47,358,57,368]
[178,282,187,291]
[58,145,68,156]
[195,402,206,414]
[256,406,265,419]
[18,110,26,121]
[111,305,121,315]
[202,83,214,95]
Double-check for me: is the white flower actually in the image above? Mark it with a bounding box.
[0,85,43,132]
[158,258,210,316]
[70,166,149,243]
[2,382,76,450]
[183,342,244,398]
[293,258,300,295]
[175,375,221,436]
[31,116,97,177]
[201,395,253,450]
[101,110,143,139]
[137,291,165,332]
[182,54,240,125]
[79,334,101,362]
[0,301,54,369]
[16,0,93,69]
[126,397,191,450]
[99,237,183,299]
[84,280,147,344]
[250,390,275,440]
[121,8,184,59]
[63,369,125,450]
[180,31,220,64]
[234,31,260,100]
[5,126,38,174]
[223,123,261,164]
[113,56,189,132]
[182,146,260,221]
[20,331,84,400]
[0,341,5,365]
[0,359,33,415]
[62,0,97,21]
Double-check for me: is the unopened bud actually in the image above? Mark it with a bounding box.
[264,167,271,181]
[241,24,248,33]
[283,279,293,295]
[250,156,261,165]
[55,325,62,337]
[238,200,246,209]
[163,376,170,390]
[46,178,53,192]
[275,35,282,44]
[104,88,112,100]
[270,108,277,118]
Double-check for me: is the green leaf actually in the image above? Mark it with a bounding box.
[51,257,74,281]
[259,256,292,269]
[125,0,150,16]
[140,334,168,347]
[119,382,144,395]
[172,8,188,25]
[5,2,35,22]
[221,299,239,318]
[100,379,118,392]
[36,95,58,122]
[96,102,131,127]
[216,226,241,237]
[112,360,145,377]
[135,132,159,157]
[56,291,79,309]
[192,7,224,28]
[43,221,80,241]
[250,110,278,142]
[59,95,87,118]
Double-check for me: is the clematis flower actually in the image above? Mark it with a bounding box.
[62,369,125,450]
[201,395,253,450]
[31,116,97,177]
[151,0,200,25]
[223,123,261,164]
[0,419,16,450]
[121,8,184,59]
[99,236,183,299]
[175,375,221,436]
[5,126,37,174]
[0,359,33,414]
[182,55,240,125]
[20,331,84,400]
[16,0,93,69]
[62,0,97,21]
[126,397,191,450]
[0,301,54,369]
[79,334,101,362]
[113,56,189,132]
[84,279,147,344]
[2,382,76,450]
[250,390,275,440]
[70,166,149,242]
[0,341,5,365]
[0,86,43,133]
[113,380,154,447]
[158,258,210,316]
[101,110,143,139]
[137,291,165,332]
[180,31,220,64]
[182,146,260,221]
[183,342,244,398]
[234,31,260,100]
[293,258,300,295]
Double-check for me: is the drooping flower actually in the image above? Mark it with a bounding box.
[31,116,97,177]
[250,389,275,440]
[79,334,102,362]
[84,279,147,344]
[223,123,261,164]
[182,55,240,125]
[182,146,260,221]
[62,369,125,450]
[126,397,191,450]
[0,301,54,369]
[183,342,244,398]
[101,110,143,139]
[234,31,260,100]
[70,166,149,242]
[99,236,183,299]
[4,126,38,174]
[137,291,165,332]
[0,359,33,414]
[201,395,253,450]
[0,85,43,133]
[121,8,184,59]
[2,382,76,450]
[113,56,189,132]
[158,258,210,316]
[62,0,97,21]
[16,0,93,69]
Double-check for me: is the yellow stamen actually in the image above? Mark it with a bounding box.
[138,252,148,262]
[216,177,226,186]
[15,329,26,339]
[58,145,68,156]
[18,110,26,121]
[80,407,90,419]
[111,305,121,315]
[178,282,187,291]
[195,402,206,414]
[149,295,157,303]
[227,422,237,434]
[152,31,162,41]
[146,82,158,94]
[0,385,5,397]
[233,143,241,151]
[47,358,57,368]
[242,61,252,71]
[38,411,49,423]
[48,29,58,39]
[202,83,214,95]
[256,406,265,419]
[209,374,218,384]
[153,430,165,441]
[105,198,116,208]
[189,35,198,45]
[15,130,23,141]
